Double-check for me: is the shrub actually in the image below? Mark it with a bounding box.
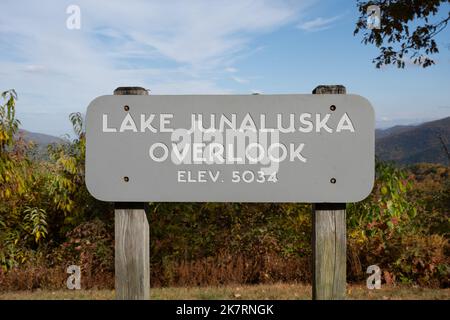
[55,219,114,277]
[348,231,449,287]
[1,89,448,290]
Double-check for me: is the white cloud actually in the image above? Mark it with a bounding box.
[297,15,341,32]
[225,67,238,73]
[24,65,47,73]
[0,0,313,135]
[231,76,249,84]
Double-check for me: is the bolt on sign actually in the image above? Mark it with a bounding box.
[85,94,374,202]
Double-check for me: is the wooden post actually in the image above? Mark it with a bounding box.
[312,85,347,300]
[114,87,150,300]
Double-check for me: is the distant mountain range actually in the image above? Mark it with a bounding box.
[17,129,64,159]
[18,116,450,166]
[19,129,64,145]
[376,117,450,165]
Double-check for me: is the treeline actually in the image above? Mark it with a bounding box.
[0,90,448,290]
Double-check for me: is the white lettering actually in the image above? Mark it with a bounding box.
[102,114,116,132]
[336,113,355,132]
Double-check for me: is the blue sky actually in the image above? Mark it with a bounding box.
[1,0,449,136]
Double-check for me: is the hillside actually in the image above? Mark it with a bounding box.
[16,129,64,159]
[375,125,416,139]
[19,129,64,145]
[376,117,450,165]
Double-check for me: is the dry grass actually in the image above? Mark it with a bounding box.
[151,253,311,287]
[0,283,448,300]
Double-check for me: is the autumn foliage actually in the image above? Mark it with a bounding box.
[0,90,448,290]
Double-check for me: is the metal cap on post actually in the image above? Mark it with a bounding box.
[312,84,347,300]
[114,86,150,300]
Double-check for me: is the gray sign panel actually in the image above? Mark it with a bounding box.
[85,94,374,203]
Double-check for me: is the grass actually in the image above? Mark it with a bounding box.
[0,283,449,300]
